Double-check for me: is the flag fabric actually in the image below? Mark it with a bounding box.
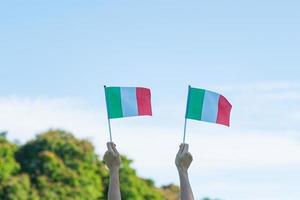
[185,87,232,126]
[105,86,152,119]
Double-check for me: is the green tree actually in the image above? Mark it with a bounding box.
[16,130,107,200]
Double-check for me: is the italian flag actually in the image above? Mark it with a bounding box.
[185,87,232,126]
[105,86,152,119]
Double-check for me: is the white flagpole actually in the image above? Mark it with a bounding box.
[104,85,113,142]
[183,118,187,144]
[107,119,112,142]
[183,85,191,144]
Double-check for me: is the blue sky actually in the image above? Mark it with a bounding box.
[1,1,300,199]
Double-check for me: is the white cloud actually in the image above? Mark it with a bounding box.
[1,96,299,170]
[0,96,107,144]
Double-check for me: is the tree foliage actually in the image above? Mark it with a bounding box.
[15,130,106,200]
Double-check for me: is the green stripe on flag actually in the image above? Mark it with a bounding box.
[105,87,123,118]
[186,88,205,120]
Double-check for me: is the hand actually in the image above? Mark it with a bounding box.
[103,142,121,171]
[175,143,193,173]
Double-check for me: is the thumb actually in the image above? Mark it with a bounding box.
[106,142,114,152]
[182,143,189,154]
[112,143,119,155]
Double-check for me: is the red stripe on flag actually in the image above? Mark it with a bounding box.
[216,95,232,126]
[136,87,152,116]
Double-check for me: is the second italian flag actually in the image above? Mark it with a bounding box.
[185,86,232,126]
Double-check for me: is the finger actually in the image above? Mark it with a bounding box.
[104,151,114,160]
[186,152,193,160]
[182,143,189,154]
[104,150,112,157]
[103,151,109,162]
[106,142,114,152]
[112,143,119,155]
[178,143,185,155]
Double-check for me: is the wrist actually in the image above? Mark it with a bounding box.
[109,166,120,173]
[177,167,188,175]
[178,170,189,181]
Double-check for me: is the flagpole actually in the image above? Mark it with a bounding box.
[107,118,112,142]
[183,85,191,144]
[183,118,187,144]
[104,85,113,142]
